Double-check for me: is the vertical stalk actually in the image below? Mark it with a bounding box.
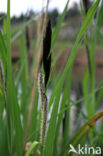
[24,0,50,153]
[38,73,48,152]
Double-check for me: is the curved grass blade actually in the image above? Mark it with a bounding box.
[25,141,39,156]
[64,111,103,155]
[53,67,72,155]
[48,0,100,110]
[43,88,62,156]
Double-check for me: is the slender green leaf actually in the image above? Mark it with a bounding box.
[43,88,62,155]
[49,0,100,110]
[25,141,39,156]
[6,0,23,155]
[64,111,103,155]
[0,31,7,75]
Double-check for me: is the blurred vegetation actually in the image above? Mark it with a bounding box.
[0,4,82,26]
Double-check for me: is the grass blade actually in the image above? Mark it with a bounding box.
[64,111,103,155]
[6,0,23,155]
[49,0,100,110]
[43,88,62,155]
[25,141,39,156]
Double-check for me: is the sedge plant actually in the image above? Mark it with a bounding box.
[0,0,103,156]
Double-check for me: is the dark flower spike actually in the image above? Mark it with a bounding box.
[83,0,90,14]
[43,20,52,87]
